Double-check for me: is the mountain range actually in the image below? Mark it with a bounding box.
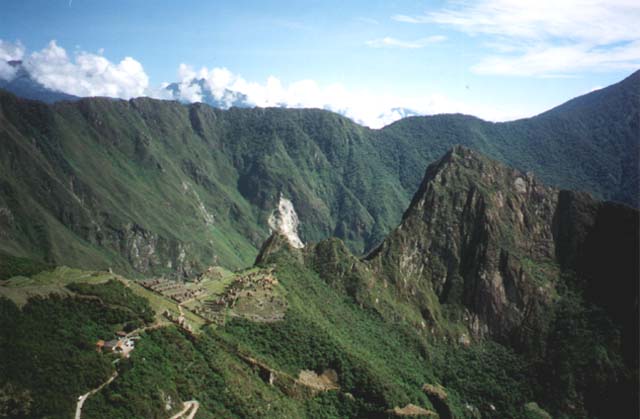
[165,78,252,110]
[0,69,638,419]
[1,145,636,418]
[0,60,421,126]
[0,70,638,277]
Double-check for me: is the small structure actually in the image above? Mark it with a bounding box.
[103,339,121,352]
[98,337,135,356]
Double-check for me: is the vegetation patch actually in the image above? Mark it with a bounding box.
[0,289,152,419]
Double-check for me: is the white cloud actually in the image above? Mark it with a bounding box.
[0,61,17,81]
[171,64,525,128]
[0,40,25,80]
[366,36,446,49]
[473,40,640,76]
[0,38,531,128]
[174,63,203,102]
[23,40,149,98]
[426,0,640,44]
[395,0,640,76]
[0,40,25,61]
[391,14,429,24]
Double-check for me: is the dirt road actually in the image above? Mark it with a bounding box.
[169,400,200,419]
[75,322,163,419]
[74,371,118,419]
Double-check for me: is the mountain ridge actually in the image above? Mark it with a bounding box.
[254,145,638,418]
[0,70,637,276]
[1,145,637,418]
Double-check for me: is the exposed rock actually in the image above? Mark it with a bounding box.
[123,224,160,272]
[386,404,438,417]
[514,177,527,193]
[268,196,304,249]
[423,384,452,419]
[296,369,339,392]
[109,224,196,277]
[368,146,559,340]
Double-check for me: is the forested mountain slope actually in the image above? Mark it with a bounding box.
[378,70,639,207]
[3,147,636,419]
[0,70,637,276]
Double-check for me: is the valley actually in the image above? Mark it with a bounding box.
[2,3,639,418]
[0,70,638,419]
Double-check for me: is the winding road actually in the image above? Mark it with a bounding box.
[73,322,198,419]
[74,371,118,419]
[169,400,200,419]
[74,323,157,419]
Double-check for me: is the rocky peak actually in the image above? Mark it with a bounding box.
[368,146,560,339]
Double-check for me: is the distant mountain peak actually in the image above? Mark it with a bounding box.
[0,59,78,103]
[165,78,252,109]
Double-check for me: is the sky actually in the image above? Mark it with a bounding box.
[0,0,639,127]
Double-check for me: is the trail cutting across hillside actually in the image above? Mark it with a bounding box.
[169,400,200,419]
[74,371,118,419]
[75,322,166,419]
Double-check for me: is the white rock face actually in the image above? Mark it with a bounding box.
[514,177,527,193]
[268,196,304,248]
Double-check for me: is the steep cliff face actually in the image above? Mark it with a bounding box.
[5,145,630,419]
[364,145,638,367]
[279,146,636,417]
[368,146,560,340]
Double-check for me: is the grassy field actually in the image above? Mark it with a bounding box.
[0,266,113,307]
[0,265,209,331]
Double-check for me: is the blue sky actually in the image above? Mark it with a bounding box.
[1,0,639,127]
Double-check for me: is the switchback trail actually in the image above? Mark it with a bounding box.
[169,400,200,419]
[75,322,165,419]
[74,371,118,419]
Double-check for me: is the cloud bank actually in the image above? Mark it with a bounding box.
[26,41,150,98]
[0,40,150,98]
[0,40,25,80]
[395,0,640,76]
[0,39,528,128]
[169,63,524,128]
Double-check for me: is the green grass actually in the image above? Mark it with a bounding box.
[198,270,237,295]
[0,266,112,307]
[1,231,635,418]
[83,326,307,419]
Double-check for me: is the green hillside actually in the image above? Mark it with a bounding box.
[0,147,637,418]
[378,70,640,207]
[0,71,637,276]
